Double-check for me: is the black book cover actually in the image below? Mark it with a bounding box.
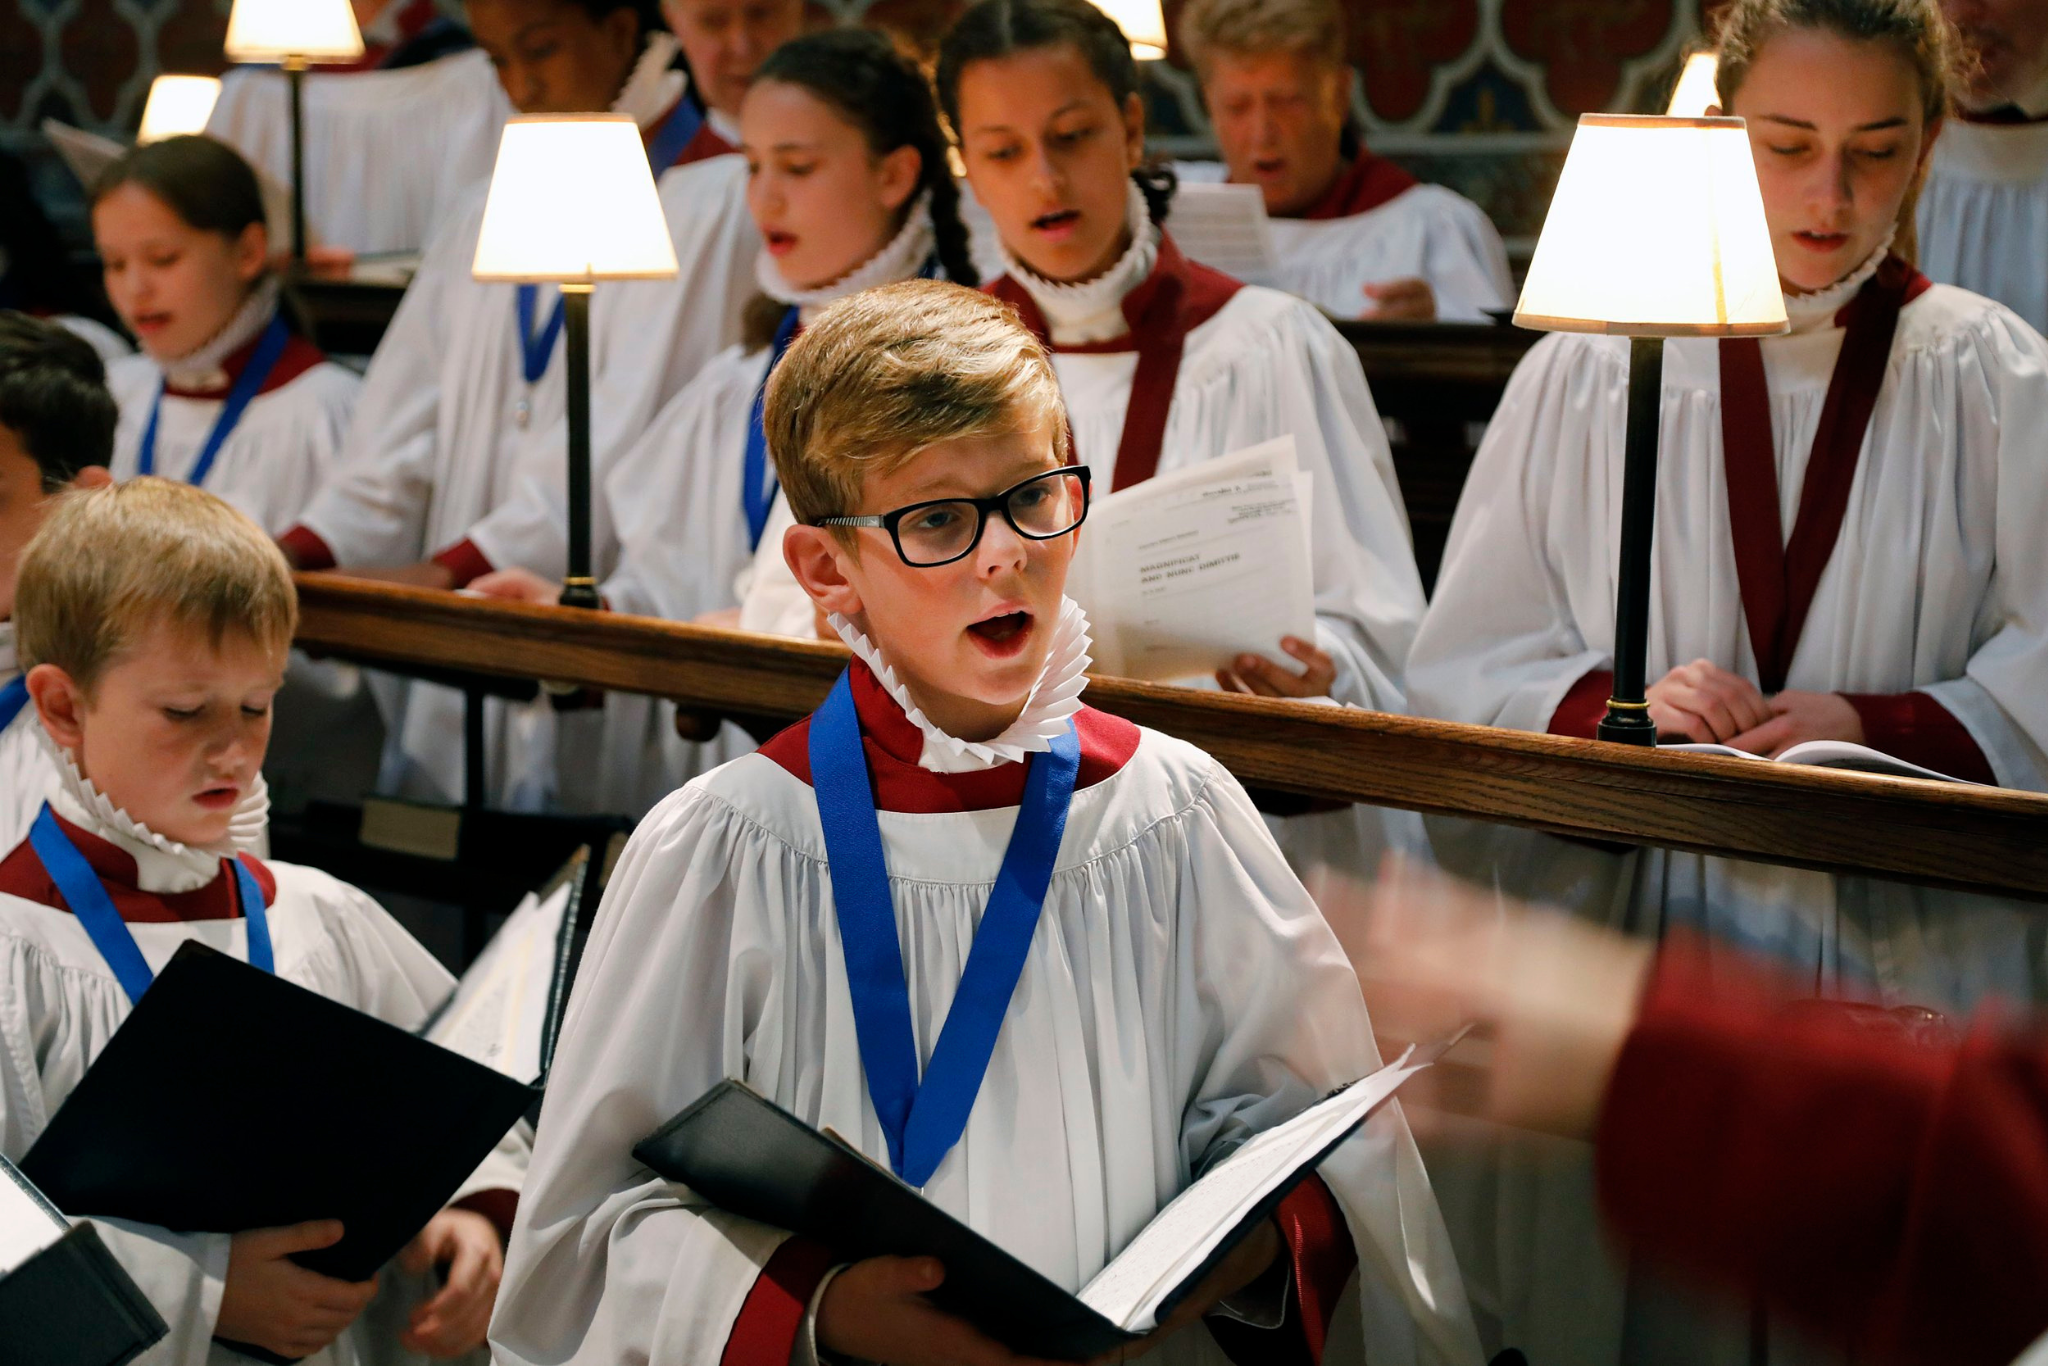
[0,1221,168,1366]
[21,943,536,1287]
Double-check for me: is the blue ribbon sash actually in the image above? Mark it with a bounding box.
[0,677,28,733]
[515,283,566,386]
[741,307,802,551]
[138,313,291,489]
[809,669,1081,1187]
[645,93,706,172]
[28,804,274,1006]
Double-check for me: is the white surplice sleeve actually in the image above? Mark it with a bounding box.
[489,785,808,1366]
[294,193,484,567]
[1405,333,1621,731]
[0,711,51,855]
[1912,305,2048,789]
[1174,759,1484,1366]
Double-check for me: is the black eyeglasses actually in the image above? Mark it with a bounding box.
[813,466,1091,568]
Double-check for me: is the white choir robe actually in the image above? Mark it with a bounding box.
[1919,120,2048,335]
[106,343,358,536]
[1174,162,1513,323]
[489,673,1483,1366]
[288,153,758,810]
[745,269,1429,895]
[1404,282,2048,1366]
[0,814,527,1366]
[0,627,47,855]
[206,52,511,256]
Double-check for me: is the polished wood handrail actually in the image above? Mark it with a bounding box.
[294,574,2048,900]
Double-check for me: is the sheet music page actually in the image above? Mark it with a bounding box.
[1161,182,1279,284]
[425,881,573,1081]
[1077,1051,1429,1332]
[0,1154,69,1276]
[1070,437,1317,683]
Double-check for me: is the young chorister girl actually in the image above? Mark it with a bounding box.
[276,0,795,810]
[93,136,358,538]
[1407,1,2048,1360]
[472,27,981,816]
[744,0,1428,891]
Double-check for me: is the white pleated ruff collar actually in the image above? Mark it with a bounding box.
[158,274,282,392]
[999,179,1161,346]
[754,191,936,323]
[1780,229,1895,335]
[615,31,687,130]
[39,732,269,895]
[827,598,1092,773]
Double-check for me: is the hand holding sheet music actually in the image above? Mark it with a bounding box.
[1068,436,1318,684]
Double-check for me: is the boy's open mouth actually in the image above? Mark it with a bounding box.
[967,610,1034,658]
[193,785,240,810]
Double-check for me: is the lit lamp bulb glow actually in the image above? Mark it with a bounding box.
[1667,52,1721,118]
[138,75,223,143]
[1091,0,1168,59]
[223,0,365,63]
[1516,114,1786,337]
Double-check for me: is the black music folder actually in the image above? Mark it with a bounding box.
[0,1153,167,1366]
[633,1038,1455,1361]
[20,943,535,1287]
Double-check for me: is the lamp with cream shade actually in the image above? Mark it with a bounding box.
[473,115,678,609]
[223,0,364,263]
[1515,113,1787,743]
[1666,51,1721,117]
[1091,0,1168,59]
[137,76,223,143]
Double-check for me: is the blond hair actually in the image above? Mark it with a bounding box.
[1714,0,1964,262]
[1177,0,1346,76]
[764,279,1069,528]
[15,478,297,691]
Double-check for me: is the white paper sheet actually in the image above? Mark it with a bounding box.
[0,1155,69,1277]
[1163,182,1279,285]
[424,879,574,1082]
[1070,437,1318,683]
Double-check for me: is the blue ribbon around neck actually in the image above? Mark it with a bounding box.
[741,307,803,550]
[809,668,1080,1188]
[0,677,28,733]
[645,92,706,172]
[138,313,291,489]
[29,804,273,1006]
[515,283,566,388]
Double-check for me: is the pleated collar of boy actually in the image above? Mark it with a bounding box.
[754,190,937,322]
[159,275,282,394]
[1781,228,1895,335]
[1000,180,1162,346]
[614,31,687,132]
[827,596,1093,773]
[40,734,270,894]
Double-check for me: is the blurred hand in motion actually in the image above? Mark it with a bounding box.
[1350,858,1653,1139]
[1361,277,1437,321]
[467,567,564,606]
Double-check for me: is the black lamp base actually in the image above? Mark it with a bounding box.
[558,577,601,611]
[1597,706,1658,746]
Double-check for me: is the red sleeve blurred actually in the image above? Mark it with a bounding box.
[1595,936,2048,1365]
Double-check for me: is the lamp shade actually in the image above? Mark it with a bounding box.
[1666,52,1721,117]
[224,0,365,62]
[471,116,679,283]
[1091,0,1168,59]
[1515,114,1787,338]
[137,75,223,142]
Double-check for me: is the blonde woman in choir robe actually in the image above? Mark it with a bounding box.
[277,0,793,811]
[93,137,357,538]
[471,28,982,816]
[1919,0,2048,331]
[1407,2,2048,1361]
[1172,0,1512,323]
[3,481,527,1366]
[490,279,1483,1366]
[0,315,115,854]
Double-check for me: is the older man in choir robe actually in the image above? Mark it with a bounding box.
[1920,0,2048,332]
[1171,0,1511,323]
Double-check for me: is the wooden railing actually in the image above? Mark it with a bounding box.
[295,575,2048,901]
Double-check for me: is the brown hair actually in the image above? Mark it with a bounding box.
[1713,0,1964,261]
[763,279,1068,530]
[16,478,297,692]
[1176,0,1346,78]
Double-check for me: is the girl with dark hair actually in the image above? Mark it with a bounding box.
[469,27,983,815]
[274,0,776,811]
[92,135,358,537]
[1409,2,2048,1361]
